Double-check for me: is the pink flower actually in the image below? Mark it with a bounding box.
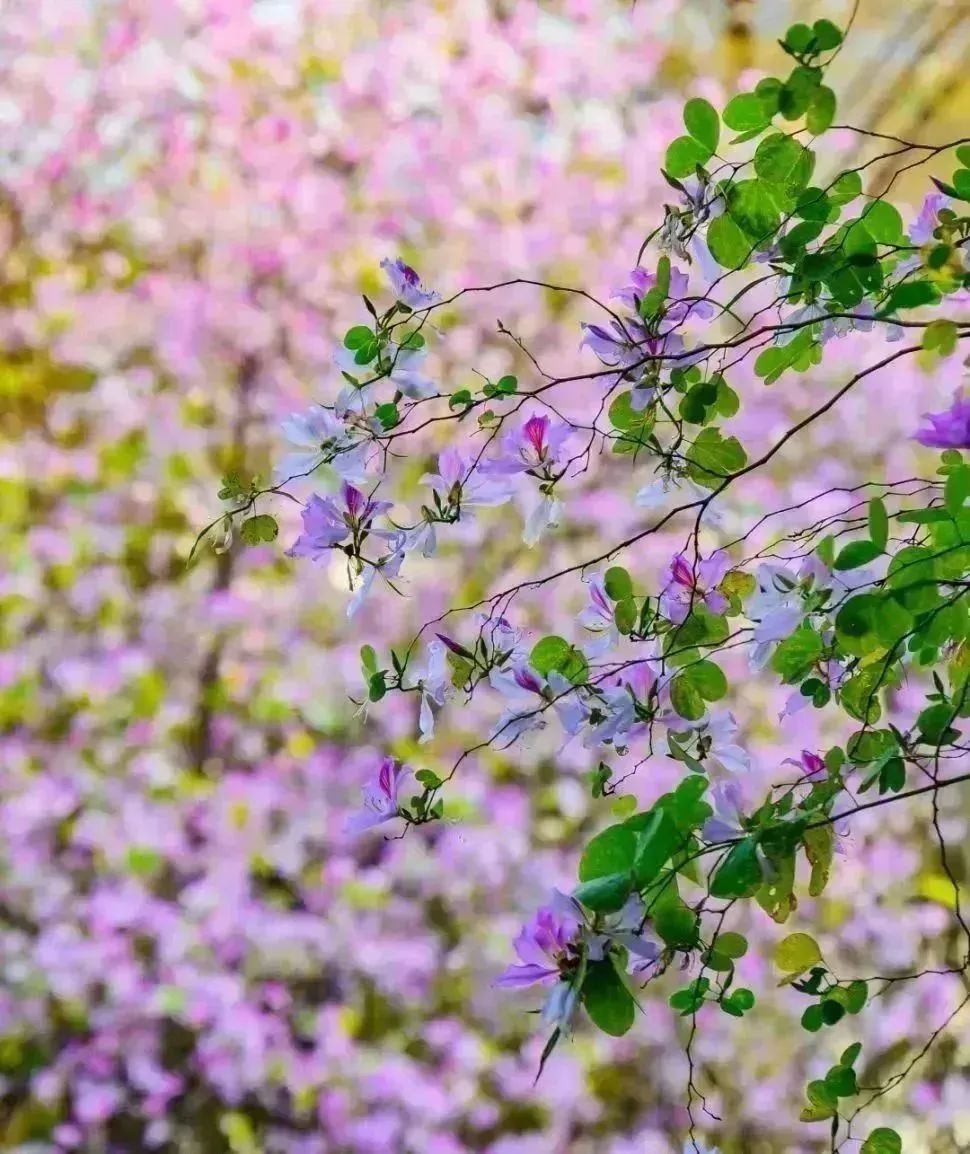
[783,750,827,781]
[483,414,572,476]
[495,903,581,989]
[287,483,392,562]
[910,192,949,246]
[344,757,411,835]
[660,550,731,623]
[380,257,441,309]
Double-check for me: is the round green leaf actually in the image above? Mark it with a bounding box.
[683,98,720,152]
[582,960,636,1036]
[862,200,904,244]
[861,1129,902,1154]
[240,514,279,545]
[665,135,711,179]
[573,872,632,914]
[834,539,882,570]
[604,566,634,601]
[806,85,836,135]
[711,839,763,899]
[754,134,814,191]
[579,824,637,882]
[774,932,822,973]
[671,674,705,720]
[723,93,771,133]
[714,931,748,959]
[707,213,752,270]
[686,659,728,702]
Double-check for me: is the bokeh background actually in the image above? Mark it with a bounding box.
[2,1,970,1152]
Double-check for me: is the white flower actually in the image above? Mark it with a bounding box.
[521,492,562,546]
[275,406,368,484]
[634,473,724,528]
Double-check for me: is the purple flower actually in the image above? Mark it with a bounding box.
[660,550,731,623]
[495,903,580,989]
[421,447,512,508]
[910,192,950,246]
[914,392,970,449]
[580,319,644,371]
[483,414,573,476]
[701,781,746,842]
[381,257,441,309]
[287,483,393,562]
[591,659,661,747]
[344,756,410,835]
[275,406,368,485]
[783,749,827,781]
[613,265,715,324]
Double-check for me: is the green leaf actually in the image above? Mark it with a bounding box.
[665,135,711,179]
[806,85,836,135]
[683,98,720,152]
[834,539,882,570]
[582,960,636,1036]
[867,200,904,245]
[686,427,748,486]
[770,627,822,684]
[804,825,835,897]
[754,133,814,191]
[807,1078,838,1111]
[946,465,970,513]
[360,644,378,676]
[375,402,400,429]
[840,666,884,724]
[654,900,699,948]
[841,1042,863,1067]
[830,170,862,206]
[604,566,634,601]
[802,1004,824,1032]
[614,598,637,633]
[957,144,970,168]
[862,200,905,244]
[822,998,846,1025]
[861,1129,901,1154]
[782,22,814,53]
[868,497,889,550]
[670,674,705,720]
[685,659,728,701]
[723,93,771,133]
[343,325,374,349]
[240,514,279,545]
[710,838,763,899]
[633,810,680,887]
[579,824,637,881]
[530,636,588,684]
[887,281,938,312]
[707,213,753,270]
[728,179,784,240]
[812,18,843,50]
[368,671,387,702]
[715,931,749,959]
[923,319,959,356]
[775,932,822,973]
[573,872,633,914]
[845,979,868,1014]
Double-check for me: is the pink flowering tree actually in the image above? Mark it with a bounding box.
[204,12,970,1153]
[3,2,970,1153]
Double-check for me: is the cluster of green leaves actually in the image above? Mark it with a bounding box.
[449,373,517,412]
